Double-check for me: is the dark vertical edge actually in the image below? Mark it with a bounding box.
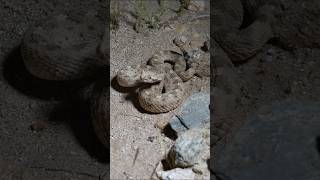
[104,0,111,178]
[106,0,111,177]
[209,0,215,178]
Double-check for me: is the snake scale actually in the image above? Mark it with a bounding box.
[116,36,209,113]
[118,62,185,113]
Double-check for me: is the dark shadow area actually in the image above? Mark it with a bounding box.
[208,159,217,179]
[316,136,320,155]
[267,37,295,51]
[239,8,254,30]
[49,98,109,163]
[232,52,260,66]
[213,171,231,180]
[232,37,295,67]
[49,69,109,163]
[3,46,109,163]
[207,159,212,170]
[90,72,110,158]
[162,124,178,140]
[2,46,97,100]
[161,159,171,171]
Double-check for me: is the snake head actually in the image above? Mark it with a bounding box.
[140,65,164,84]
[117,65,142,87]
[184,49,202,62]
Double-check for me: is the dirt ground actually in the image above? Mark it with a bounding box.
[110,1,210,179]
[1,0,320,180]
[0,0,108,179]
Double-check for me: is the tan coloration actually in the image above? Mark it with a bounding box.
[116,65,165,87]
[117,62,185,113]
[193,52,210,78]
[148,50,195,81]
[173,36,210,78]
[117,65,144,87]
[138,64,185,113]
[116,38,209,113]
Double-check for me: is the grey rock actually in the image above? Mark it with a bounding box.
[192,162,208,175]
[169,92,210,134]
[168,128,207,168]
[214,99,320,180]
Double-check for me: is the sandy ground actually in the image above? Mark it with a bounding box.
[0,0,210,179]
[0,0,108,179]
[1,0,320,180]
[110,1,210,179]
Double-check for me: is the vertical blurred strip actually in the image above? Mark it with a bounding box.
[210,0,215,178]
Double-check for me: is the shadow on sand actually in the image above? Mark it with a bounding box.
[2,46,109,163]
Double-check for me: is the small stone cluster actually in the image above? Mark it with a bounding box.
[156,93,210,180]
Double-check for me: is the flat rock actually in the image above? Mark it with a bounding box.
[169,92,210,134]
[214,99,320,180]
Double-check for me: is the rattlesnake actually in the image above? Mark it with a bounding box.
[20,13,209,147]
[20,1,320,151]
[25,0,320,151]
[116,36,209,113]
[117,63,185,113]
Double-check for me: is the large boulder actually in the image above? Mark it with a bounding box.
[214,99,320,180]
